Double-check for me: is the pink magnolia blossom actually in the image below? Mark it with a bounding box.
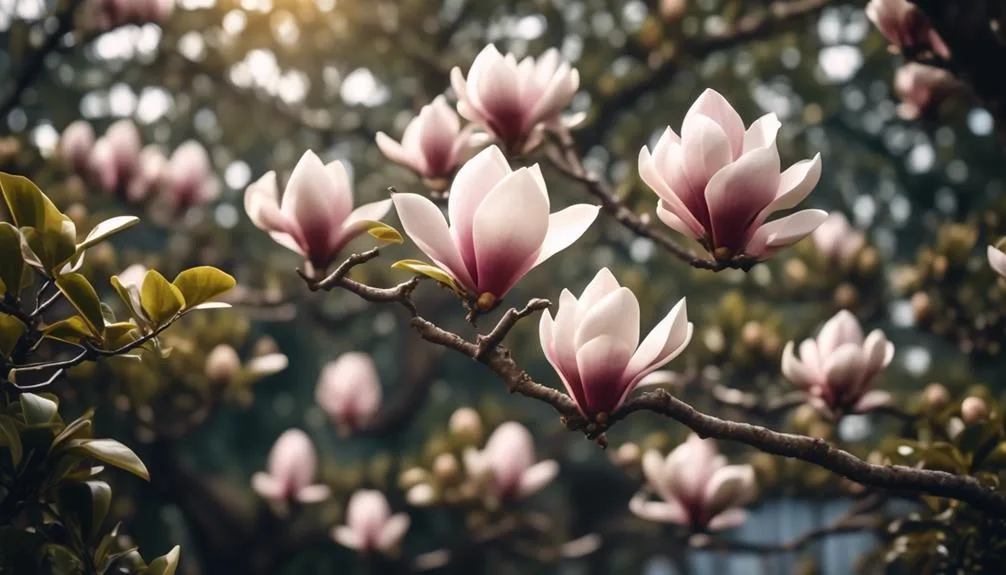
[376,96,474,180]
[162,140,219,210]
[95,0,173,28]
[125,145,167,203]
[865,0,950,59]
[782,310,895,419]
[244,150,393,274]
[59,121,96,173]
[87,120,142,192]
[315,352,382,436]
[392,145,598,304]
[894,62,959,120]
[630,434,757,532]
[539,268,692,419]
[451,44,580,153]
[812,213,866,266]
[251,429,331,509]
[333,490,410,554]
[989,245,1006,279]
[639,89,826,262]
[463,422,558,501]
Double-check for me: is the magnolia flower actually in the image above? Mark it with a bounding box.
[865,0,950,59]
[630,434,757,532]
[393,146,598,306]
[812,213,866,266]
[463,421,558,501]
[894,63,958,120]
[251,429,331,509]
[376,96,473,181]
[639,89,826,263]
[539,268,692,418]
[782,310,895,418]
[451,44,580,153]
[95,0,173,28]
[333,490,410,555]
[59,121,96,173]
[315,352,382,436]
[244,150,393,274]
[989,245,1006,279]
[204,344,241,381]
[162,141,219,210]
[125,145,167,203]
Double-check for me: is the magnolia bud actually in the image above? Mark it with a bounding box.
[961,396,989,425]
[205,344,241,381]
[740,321,762,348]
[614,442,641,467]
[921,383,950,410]
[448,407,483,444]
[433,453,460,483]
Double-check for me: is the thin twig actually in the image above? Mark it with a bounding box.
[474,298,551,360]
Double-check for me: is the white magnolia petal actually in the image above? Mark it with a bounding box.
[517,460,559,498]
[531,204,599,267]
[392,193,475,289]
[990,245,1006,278]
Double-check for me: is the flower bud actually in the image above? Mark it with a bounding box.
[205,344,241,382]
[921,383,949,410]
[961,396,989,425]
[433,453,461,483]
[448,407,484,444]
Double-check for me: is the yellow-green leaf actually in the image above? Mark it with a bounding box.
[0,415,22,468]
[21,222,77,275]
[141,546,181,575]
[43,316,96,345]
[171,266,235,310]
[361,220,404,244]
[140,270,185,326]
[0,222,24,296]
[110,274,147,323]
[20,393,59,426]
[0,313,25,358]
[67,438,149,481]
[392,259,462,294]
[55,273,104,337]
[76,215,139,252]
[0,172,64,231]
[102,322,139,350]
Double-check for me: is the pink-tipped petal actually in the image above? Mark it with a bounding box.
[853,390,894,413]
[623,298,690,385]
[704,145,781,252]
[762,154,823,216]
[741,113,781,153]
[448,146,512,268]
[392,192,475,289]
[816,310,865,356]
[574,287,641,352]
[684,89,746,158]
[376,132,417,171]
[680,114,734,192]
[531,204,600,267]
[781,341,816,389]
[576,335,636,415]
[629,493,689,525]
[746,209,829,258]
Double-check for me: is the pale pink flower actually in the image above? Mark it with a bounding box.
[451,45,580,153]
[315,352,382,436]
[251,429,331,508]
[125,145,167,203]
[782,310,895,419]
[463,422,558,501]
[392,145,598,303]
[59,121,96,173]
[87,120,141,192]
[630,434,757,532]
[812,213,866,266]
[539,268,692,418]
[639,89,826,263]
[988,245,1006,279]
[865,0,950,59]
[162,140,219,210]
[894,63,958,120]
[332,490,410,554]
[244,150,393,274]
[376,96,473,180]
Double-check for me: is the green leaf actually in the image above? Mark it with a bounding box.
[110,274,147,324]
[76,216,139,252]
[67,438,149,481]
[21,222,78,275]
[101,322,139,350]
[171,266,235,310]
[0,222,24,296]
[56,273,105,338]
[51,411,94,452]
[0,312,25,358]
[0,172,64,231]
[392,259,463,294]
[43,316,96,345]
[140,270,185,326]
[57,480,112,543]
[20,393,59,426]
[361,220,404,244]
[0,415,22,468]
[141,546,180,575]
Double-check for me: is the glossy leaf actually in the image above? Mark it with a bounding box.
[76,215,140,252]
[51,411,94,452]
[0,222,24,296]
[68,438,150,481]
[20,393,59,426]
[171,266,235,310]
[0,312,25,358]
[110,274,147,324]
[57,480,112,543]
[102,322,139,350]
[140,270,185,326]
[43,316,96,345]
[21,223,78,275]
[56,273,105,337]
[361,220,404,244]
[0,172,64,231]
[392,259,463,294]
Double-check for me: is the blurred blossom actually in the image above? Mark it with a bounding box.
[961,396,989,425]
[58,120,96,173]
[539,268,692,419]
[315,352,382,436]
[812,213,866,266]
[162,140,219,210]
[332,490,410,554]
[204,344,241,381]
[451,44,580,153]
[125,145,167,203]
[660,0,686,21]
[894,63,958,120]
[375,96,476,181]
[782,310,895,419]
[244,150,393,274]
[448,407,483,442]
[93,0,174,30]
[392,146,598,307]
[989,245,1006,279]
[865,0,950,59]
[639,89,826,263]
[251,429,331,511]
[630,434,757,531]
[87,119,142,192]
[463,421,558,501]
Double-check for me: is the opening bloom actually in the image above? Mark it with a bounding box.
[812,212,866,266]
[865,0,950,59]
[894,62,959,120]
[375,95,474,181]
[539,268,692,419]
[392,145,598,304]
[244,150,393,274]
[781,309,895,419]
[451,45,580,154]
[638,89,826,263]
[332,490,410,555]
[315,352,382,436]
[251,429,331,511]
[162,140,219,210]
[463,421,558,501]
[630,434,757,532]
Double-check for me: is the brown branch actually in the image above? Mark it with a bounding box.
[474,298,551,360]
[299,248,421,315]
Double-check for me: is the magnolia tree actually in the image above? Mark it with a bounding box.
[4,0,1006,574]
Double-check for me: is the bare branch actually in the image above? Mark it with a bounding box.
[299,248,421,315]
[474,298,551,360]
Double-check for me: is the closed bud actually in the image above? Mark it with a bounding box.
[448,407,484,444]
[961,396,989,425]
[921,383,949,410]
[205,344,241,382]
[433,453,461,483]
